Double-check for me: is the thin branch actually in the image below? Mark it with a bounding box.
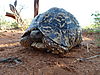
[86,43,89,52]
[19,6,24,13]
[77,55,100,62]
[5,12,16,19]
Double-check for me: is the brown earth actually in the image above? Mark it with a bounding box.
[0,30,100,75]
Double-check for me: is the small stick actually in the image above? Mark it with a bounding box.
[77,55,100,62]
[87,43,89,52]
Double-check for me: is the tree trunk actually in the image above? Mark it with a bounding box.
[34,0,39,17]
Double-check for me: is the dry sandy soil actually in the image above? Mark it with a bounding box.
[0,30,100,75]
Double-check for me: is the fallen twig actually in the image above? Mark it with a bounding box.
[77,55,100,62]
[86,43,89,52]
[0,57,22,67]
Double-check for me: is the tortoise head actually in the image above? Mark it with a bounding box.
[20,28,45,48]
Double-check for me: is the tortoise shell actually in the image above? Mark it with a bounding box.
[20,7,82,54]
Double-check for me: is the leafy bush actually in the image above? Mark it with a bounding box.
[83,12,100,47]
[91,12,100,27]
[83,12,100,33]
[91,12,100,47]
[10,21,19,29]
[95,34,100,47]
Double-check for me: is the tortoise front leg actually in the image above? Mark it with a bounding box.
[20,36,33,47]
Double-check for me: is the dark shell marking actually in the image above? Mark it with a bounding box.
[20,7,82,54]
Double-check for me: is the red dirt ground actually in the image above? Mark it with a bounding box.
[0,30,100,75]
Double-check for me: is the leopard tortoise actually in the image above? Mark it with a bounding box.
[20,7,82,54]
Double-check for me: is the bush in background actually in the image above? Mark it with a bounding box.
[0,16,30,30]
[83,11,100,47]
[83,11,100,33]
